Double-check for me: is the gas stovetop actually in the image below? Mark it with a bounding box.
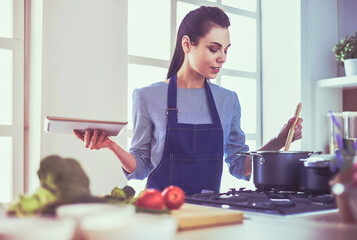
[185,188,337,216]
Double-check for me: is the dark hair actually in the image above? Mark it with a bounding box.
[167,6,230,79]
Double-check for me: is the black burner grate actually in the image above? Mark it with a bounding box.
[185,188,337,216]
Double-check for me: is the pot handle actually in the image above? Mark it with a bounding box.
[236,152,266,165]
[310,151,323,156]
[236,151,251,156]
[251,153,266,165]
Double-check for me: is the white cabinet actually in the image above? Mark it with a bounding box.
[317,75,357,89]
[314,76,357,153]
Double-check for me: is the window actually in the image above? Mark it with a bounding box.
[0,0,25,202]
[127,0,261,192]
[0,48,13,125]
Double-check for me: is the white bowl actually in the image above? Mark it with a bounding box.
[0,217,75,240]
[56,203,135,240]
[80,212,177,240]
[56,203,134,220]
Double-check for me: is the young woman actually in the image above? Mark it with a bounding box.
[74,6,303,195]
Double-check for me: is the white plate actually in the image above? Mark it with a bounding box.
[44,116,128,136]
[0,217,75,240]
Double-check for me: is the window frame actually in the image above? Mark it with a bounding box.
[0,0,25,201]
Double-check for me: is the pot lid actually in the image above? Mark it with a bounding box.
[300,154,334,167]
[249,151,316,154]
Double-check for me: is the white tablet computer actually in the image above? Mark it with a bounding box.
[44,116,128,136]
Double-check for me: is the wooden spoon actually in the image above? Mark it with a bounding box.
[284,103,302,151]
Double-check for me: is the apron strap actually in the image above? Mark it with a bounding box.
[167,73,221,125]
[167,74,178,124]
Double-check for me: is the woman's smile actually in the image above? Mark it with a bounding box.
[211,67,221,74]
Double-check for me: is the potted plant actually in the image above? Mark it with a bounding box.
[333,31,357,76]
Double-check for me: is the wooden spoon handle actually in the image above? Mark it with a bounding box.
[284,103,302,151]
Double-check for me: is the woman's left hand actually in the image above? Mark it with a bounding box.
[258,117,303,151]
[74,129,114,150]
[277,117,303,146]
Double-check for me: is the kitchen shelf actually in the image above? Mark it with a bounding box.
[317,75,357,89]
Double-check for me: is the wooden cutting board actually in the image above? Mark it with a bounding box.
[170,203,244,231]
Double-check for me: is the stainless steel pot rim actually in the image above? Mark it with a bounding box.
[239,151,318,154]
[299,154,335,167]
[303,161,331,167]
[300,155,334,160]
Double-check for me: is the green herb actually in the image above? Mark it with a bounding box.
[333,31,357,62]
[103,185,136,204]
[8,155,99,216]
[7,155,139,217]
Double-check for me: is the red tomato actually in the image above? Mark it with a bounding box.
[161,185,185,210]
[135,189,165,210]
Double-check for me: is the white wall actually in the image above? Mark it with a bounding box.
[39,0,128,196]
[262,0,345,152]
[302,0,357,152]
[261,0,302,149]
[301,0,341,152]
[27,0,43,194]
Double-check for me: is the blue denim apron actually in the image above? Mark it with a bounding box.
[146,74,224,195]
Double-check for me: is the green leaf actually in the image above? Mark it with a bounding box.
[333,31,357,62]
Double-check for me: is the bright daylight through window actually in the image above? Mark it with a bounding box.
[0,0,24,202]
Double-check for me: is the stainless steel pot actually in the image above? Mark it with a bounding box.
[238,151,322,191]
[300,155,335,194]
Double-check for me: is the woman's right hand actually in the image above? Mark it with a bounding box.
[74,129,114,150]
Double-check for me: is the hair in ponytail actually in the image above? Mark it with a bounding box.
[167,6,230,79]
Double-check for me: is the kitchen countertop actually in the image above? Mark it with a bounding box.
[175,210,357,240]
[1,202,356,240]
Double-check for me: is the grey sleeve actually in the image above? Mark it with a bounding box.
[224,92,250,181]
[123,89,153,180]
